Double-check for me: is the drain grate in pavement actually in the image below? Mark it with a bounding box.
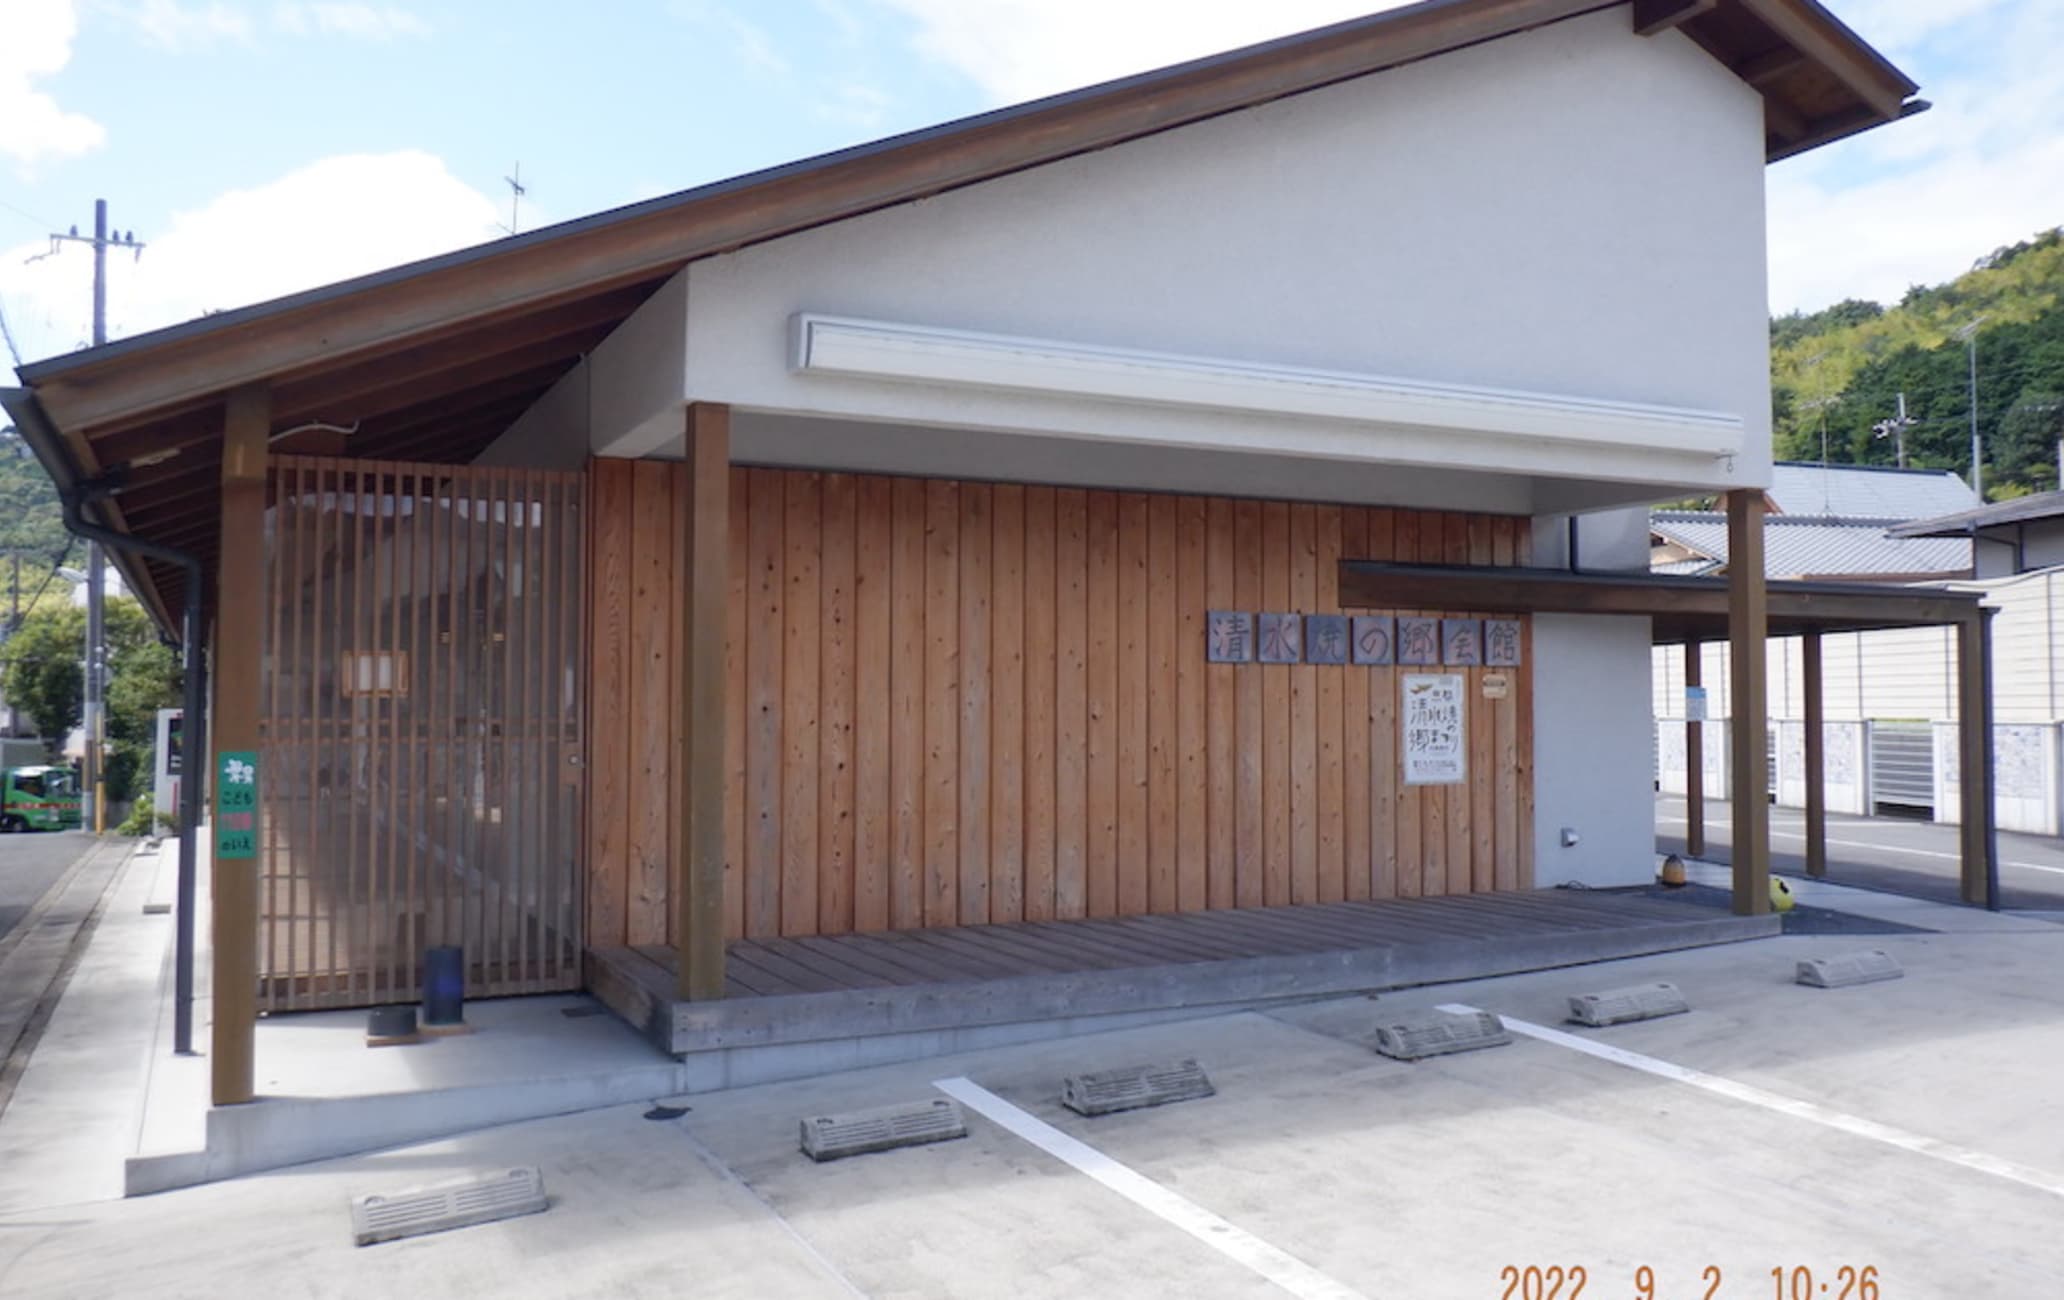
[1568,982,1690,1027]
[1372,1008,1512,1061]
[351,1167,548,1247]
[800,1098,967,1161]
[1062,1059,1215,1116]
[1797,950,1904,988]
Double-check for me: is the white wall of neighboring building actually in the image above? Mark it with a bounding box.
[1653,567,2064,833]
[1972,519,2064,579]
[1651,569,2064,728]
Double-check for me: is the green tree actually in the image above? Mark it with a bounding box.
[105,602,180,803]
[2,603,84,756]
[1766,225,2064,500]
[0,595,182,797]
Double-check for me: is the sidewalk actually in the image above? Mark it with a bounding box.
[0,835,133,1117]
[0,836,170,1213]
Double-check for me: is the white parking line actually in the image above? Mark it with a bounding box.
[1439,1004,2064,1200]
[933,1076,1367,1300]
[1656,812,2064,877]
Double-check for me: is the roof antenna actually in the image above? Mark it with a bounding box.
[500,162,526,236]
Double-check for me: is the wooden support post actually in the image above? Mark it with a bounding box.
[1726,490,1769,915]
[211,384,268,1105]
[1957,610,1997,907]
[1683,643,1705,858]
[677,403,730,999]
[1802,630,1826,878]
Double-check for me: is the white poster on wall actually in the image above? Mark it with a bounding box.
[1402,673,1466,786]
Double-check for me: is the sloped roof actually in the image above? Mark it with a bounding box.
[1767,461,1980,521]
[1652,510,1972,579]
[1889,489,2064,538]
[5,0,1923,632]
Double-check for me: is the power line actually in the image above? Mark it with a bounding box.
[0,293,23,371]
[0,195,56,232]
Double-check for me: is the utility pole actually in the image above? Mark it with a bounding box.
[1957,316,1989,499]
[45,200,144,832]
[1873,391,1914,469]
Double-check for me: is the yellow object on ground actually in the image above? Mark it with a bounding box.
[1658,854,1687,887]
[1770,876,1796,912]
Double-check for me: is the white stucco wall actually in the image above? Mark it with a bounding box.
[476,356,589,469]
[1534,613,1656,886]
[669,7,1770,510]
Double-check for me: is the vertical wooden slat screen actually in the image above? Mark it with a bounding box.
[586,461,1535,949]
[258,457,584,1010]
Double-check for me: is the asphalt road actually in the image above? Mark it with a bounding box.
[1656,792,2064,910]
[0,831,99,952]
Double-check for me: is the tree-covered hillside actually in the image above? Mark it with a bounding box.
[1772,227,2064,499]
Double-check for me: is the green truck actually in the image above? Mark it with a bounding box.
[1,766,83,832]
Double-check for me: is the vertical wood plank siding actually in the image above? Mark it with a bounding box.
[586,463,1533,946]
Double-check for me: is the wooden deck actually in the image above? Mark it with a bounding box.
[588,889,1777,1056]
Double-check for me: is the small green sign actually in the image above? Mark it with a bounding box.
[216,750,259,861]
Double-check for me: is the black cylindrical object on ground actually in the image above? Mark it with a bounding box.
[423,945,465,1025]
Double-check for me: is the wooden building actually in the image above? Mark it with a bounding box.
[3,0,1934,1105]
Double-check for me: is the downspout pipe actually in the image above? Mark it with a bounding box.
[2,389,208,1056]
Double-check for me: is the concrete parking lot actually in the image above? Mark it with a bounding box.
[2,885,2058,1299]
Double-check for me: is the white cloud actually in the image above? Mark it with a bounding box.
[1824,0,2006,56]
[271,2,428,40]
[0,0,107,167]
[122,0,254,50]
[1767,0,2064,313]
[873,0,1413,104]
[2,151,502,377]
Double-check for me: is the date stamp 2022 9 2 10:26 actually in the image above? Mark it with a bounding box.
[1498,1264,1883,1300]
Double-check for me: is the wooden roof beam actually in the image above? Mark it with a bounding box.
[264,284,652,425]
[1764,94,1808,144]
[1769,98,1931,163]
[1733,45,1806,87]
[1337,562,1982,631]
[1632,0,1715,37]
[306,344,587,426]
[1737,0,1916,119]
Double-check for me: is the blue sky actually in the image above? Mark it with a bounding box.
[2,0,2060,383]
